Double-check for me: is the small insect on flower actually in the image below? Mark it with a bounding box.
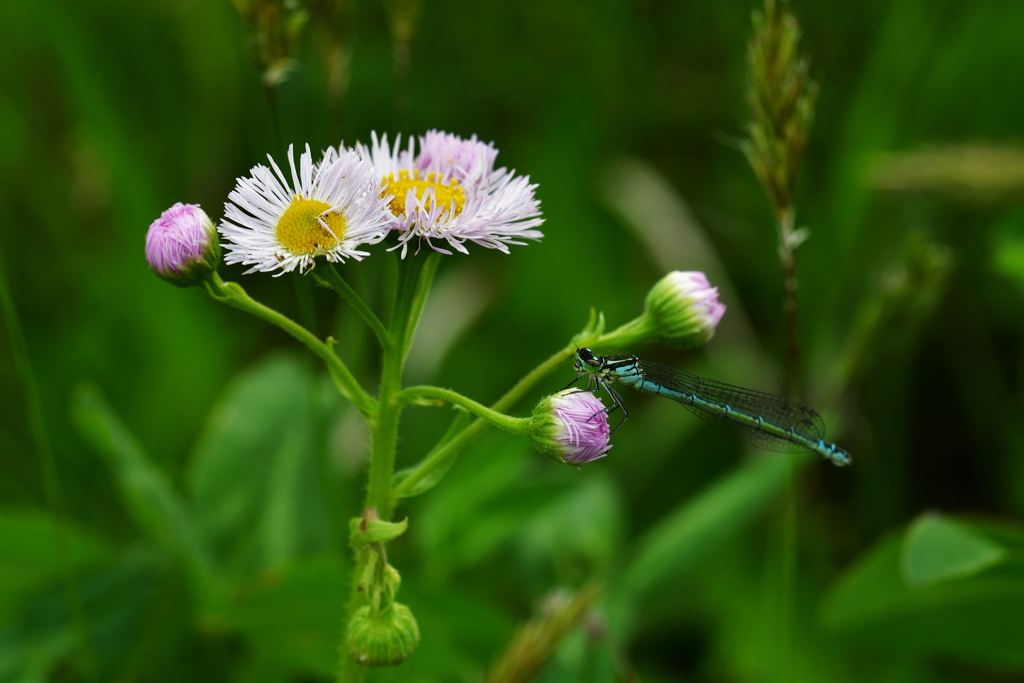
[145,202,221,287]
[348,130,544,257]
[531,389,613,465]
[219,144,393,275]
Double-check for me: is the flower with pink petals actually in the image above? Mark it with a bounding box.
[349,130,543,257]
[145,202,220,287]
[531,389,613,465]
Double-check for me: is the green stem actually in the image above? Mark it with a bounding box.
[314,262,391,348]
[778,208,801,402]
[205,272,376,417]
[364,253,438,521]
[776,206,800,683]
[338,547,370,683]
[779,455,799,682]
[338,253,438,683]
[399,386,531,437]
[391,314,609,504]
[592,312,657,349]
[0,250,96,680]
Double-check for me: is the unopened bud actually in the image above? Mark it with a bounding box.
[145,203,220,287]
[347,602,420,667]
[644,271,726,348]
[531,390,612,465]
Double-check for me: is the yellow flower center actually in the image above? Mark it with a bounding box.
[275,197,345,256]
[383,169,465,218]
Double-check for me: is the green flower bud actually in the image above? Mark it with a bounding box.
[643,271,726,348]
[347,602,420,667]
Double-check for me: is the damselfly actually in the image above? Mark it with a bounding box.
[566,347,851,466]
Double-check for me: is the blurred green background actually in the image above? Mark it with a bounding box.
[2,0,1024,681]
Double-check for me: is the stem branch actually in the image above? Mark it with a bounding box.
[206,272,376,417]
[391,318,607,504]
[314,263,391,348]
[399,386,531,437]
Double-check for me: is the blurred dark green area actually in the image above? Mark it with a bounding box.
[2,0,1024,681]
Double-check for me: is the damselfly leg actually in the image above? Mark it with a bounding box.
[558,375,580,392]
[587,377,629,435]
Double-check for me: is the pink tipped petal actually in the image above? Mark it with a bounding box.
[550,390,613,465]
[146,203,212,274]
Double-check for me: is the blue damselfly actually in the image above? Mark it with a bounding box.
[566,347,851,466]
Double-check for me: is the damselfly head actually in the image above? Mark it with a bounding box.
[575,347,602,371]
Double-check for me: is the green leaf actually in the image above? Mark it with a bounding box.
[0,509,109,627]
[0,559,159,683]
[71,383,215,589]
[187,354,333,579]
[349,516,408,547]
[221,556,348,678]
[517,475,624,579]
[902,513,1008,586]
[416,434,571,574]
[620,453,793,600]
[992,207,1024,290]
[392,408,471,499]
[822,524,1024,668]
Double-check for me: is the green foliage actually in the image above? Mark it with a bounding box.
[221,556,348,678]
[71,383,217,592]
[901,513,1008,586]
[621,453,793,601]
[187,354,334,578]
[822,517,1024,669]
[0,510,109,627]
[3,0,1024,680]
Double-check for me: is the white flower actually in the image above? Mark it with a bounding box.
[349,130,543,257]
[219,144,392,275]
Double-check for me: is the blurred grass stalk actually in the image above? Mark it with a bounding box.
[741,1,817,680]
[487,582,604,683]
[869,144,1024,203]
[384,0,420,126]
[0,246,96,680]
[230,0,310,147]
